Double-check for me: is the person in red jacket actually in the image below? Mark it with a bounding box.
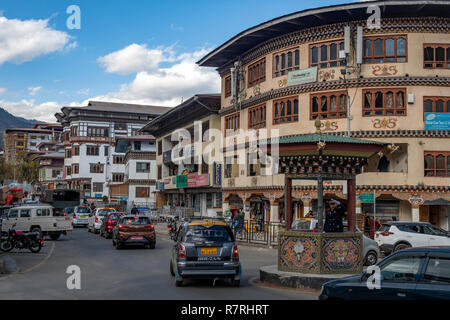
[369,218,381,240]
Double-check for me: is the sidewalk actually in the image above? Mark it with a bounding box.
[0,242,54,277]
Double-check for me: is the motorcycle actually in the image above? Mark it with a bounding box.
[0,224,44,253]
[167,219,178,241]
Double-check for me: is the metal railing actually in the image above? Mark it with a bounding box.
[233,220,286,246]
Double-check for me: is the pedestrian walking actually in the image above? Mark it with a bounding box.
[131,204,139,215]
[363,211,372,236]
[369,218,381,240]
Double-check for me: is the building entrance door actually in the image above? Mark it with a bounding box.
[429,206,441,227]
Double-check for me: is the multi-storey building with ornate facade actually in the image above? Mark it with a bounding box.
[55,101,170,201]
[198,0,450,229]
[142,94,223,217]
[112,135,157,208]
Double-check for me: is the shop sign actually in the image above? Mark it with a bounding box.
[358,193,375,204]
[425,113,450,131]
[187,173,197,187]
[287,67,317,87]
[213,162,222,186]
[164,178,170,184]
[157,182,164,191]
[120,196,128,201]
[176,175,188,188]
[95,193,102,198]
[196,174,209,187]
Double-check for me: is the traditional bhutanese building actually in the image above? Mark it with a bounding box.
[198,0,450,230]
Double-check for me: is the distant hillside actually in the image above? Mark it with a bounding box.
[0,107,41,148]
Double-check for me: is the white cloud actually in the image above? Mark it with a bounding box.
[0,88,5,95]
[76,88,90,95]
[94,47,220,106]
[0,99,62,122]
[28,86,42,96]
[0,16,75,65]
[97,43,176,75]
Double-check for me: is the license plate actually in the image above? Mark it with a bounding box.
[131,236,143,240]
[81,216,87,219]
[200,248,218,255]
[66,230,72,233]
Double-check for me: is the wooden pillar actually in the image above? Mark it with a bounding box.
[317,176,324,232]
[285,176,292,231]
[347,177,356,232]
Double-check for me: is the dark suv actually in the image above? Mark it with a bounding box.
[169,218,242,287]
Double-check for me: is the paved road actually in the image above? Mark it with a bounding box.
[0,228,318,300]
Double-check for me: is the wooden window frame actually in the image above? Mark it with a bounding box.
[423,96,450,116]
[90,163,104,174]
[423,44,450,69]
[273,47,300,78]
[87,127,108,138]
[73,145,79,156]
[363,35,408,64]
[93,183,103,193]
[273,96,299,125]
[113,155,124,164]
[225,75,232,98]
[248,104,266,129]
[424,152,450,177]
[310,91,348,120]
[136,162,150,173]
[112,173,124,182]
[310,40,346,69]
[362,88,407,117]
[225,112,240,136]
[72,164,79,175]
[86,145,99,156]
[247,58,266,88]
[136,187,150,198]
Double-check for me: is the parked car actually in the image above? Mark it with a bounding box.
[375,221,450,255]
[291,218,379,266]
[1,205,73,240]
[88,207,115,234]
[319,247,450,300]
[112,215,156,249]
[170,218,242,287]
[73,206,91,228]
[100,212,124,238]
[0,205,13,228]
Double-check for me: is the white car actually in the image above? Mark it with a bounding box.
[88,207,116,234]
[73,206,91,227]
[376,221,450,255]
[1,205,73,240]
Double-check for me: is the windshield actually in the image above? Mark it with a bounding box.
[291,220,312,230]
[182,225,233,243]
[98,209,114,216]
[109,213,121,220]
[122,217,150,225]
[75,207,90,213]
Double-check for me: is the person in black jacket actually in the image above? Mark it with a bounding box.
[324,199,347,233]
[131,204,139,215]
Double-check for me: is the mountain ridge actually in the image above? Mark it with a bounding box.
[0,107,42,148]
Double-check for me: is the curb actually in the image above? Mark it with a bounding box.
[259,265,354,290]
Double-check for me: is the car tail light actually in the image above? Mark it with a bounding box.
[95,217,98,223]
[146,225,154,229]
[381,232,394,236]
[168,226,172,231]
[232,245,239,259]
[179,244,186,259]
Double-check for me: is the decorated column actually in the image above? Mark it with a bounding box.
[269,200,279,223]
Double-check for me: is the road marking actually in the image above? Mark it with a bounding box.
[0,242,55,281]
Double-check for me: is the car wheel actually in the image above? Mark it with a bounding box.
[170,260,175,277]
[175,279,183,287]
[394,243,411,252]
[364,251,378,266]
[49,233,60,241]
[116,242,122,250]
[149,242,155,249]
[231,279,240,287]
[105,233,111,239]
[94,228,99,235]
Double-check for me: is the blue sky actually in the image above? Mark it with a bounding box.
[0,0,359,122]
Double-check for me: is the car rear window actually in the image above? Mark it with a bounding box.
[98,209,114,216]
[122,217,150,225]
[76,207,90,213]
[109,213,121,220]
[380,224,392,232]
[183,225,233,243]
